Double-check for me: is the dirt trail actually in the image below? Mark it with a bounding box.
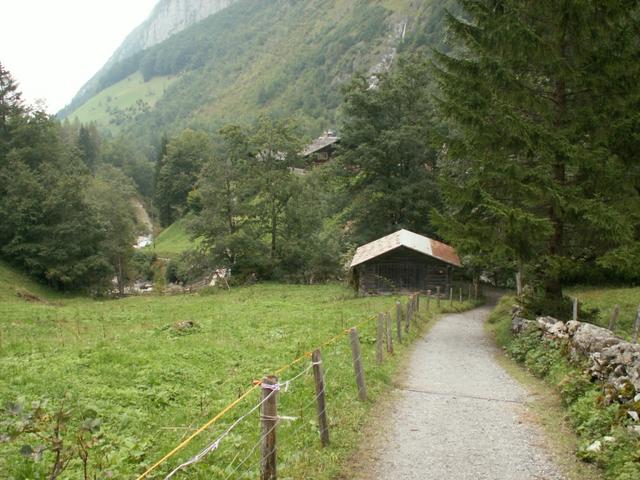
[353,306,564,480]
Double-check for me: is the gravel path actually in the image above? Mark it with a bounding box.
[356,305,564,480]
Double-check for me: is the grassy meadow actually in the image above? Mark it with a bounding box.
[566,286,640,341]
[0,261,476,478]
[68,72,178,130]
[145,219,198,259]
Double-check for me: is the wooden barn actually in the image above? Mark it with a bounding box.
[302,131,340,165]
[350,229,461,295]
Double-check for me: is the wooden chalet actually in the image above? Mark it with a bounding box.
[302,131,340,165]
[350,229,462,295]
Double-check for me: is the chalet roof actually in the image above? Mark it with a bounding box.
[350,229,462,268]
[302,131,340,157]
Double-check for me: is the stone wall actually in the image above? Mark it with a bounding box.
[511,309,640,404]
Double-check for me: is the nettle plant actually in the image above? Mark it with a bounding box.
[1,396,107,479]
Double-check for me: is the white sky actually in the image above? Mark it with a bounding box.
[0,0,159,113]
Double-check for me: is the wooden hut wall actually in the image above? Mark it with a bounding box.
[357,247,453,294]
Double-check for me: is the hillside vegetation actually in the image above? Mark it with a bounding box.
[68,72,178,130]
[0,260,63,303]
[63,0,453,138]
[145,219,197,258]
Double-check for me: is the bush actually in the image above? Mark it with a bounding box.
[131,251,156,281]
[558,370,595,406]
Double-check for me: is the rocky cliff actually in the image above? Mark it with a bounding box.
[109,0,237,65]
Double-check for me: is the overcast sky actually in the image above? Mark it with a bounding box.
[0,0,158,113]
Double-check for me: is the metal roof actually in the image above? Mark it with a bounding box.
[350,229,462,268]
[302,132,340,157]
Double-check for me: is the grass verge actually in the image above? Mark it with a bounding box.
[486,295,640,480]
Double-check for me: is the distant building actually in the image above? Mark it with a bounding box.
[302,130,340,165]
[350,229,462,295]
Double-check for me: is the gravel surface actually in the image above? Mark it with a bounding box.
[356,305,565,480]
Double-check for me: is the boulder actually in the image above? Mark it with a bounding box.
[511,316,535,334]
[571,322,622,354]
[536,316,568,339]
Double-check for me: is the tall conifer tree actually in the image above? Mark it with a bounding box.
[433,0,640,302]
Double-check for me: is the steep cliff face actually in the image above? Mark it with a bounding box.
[110,0,236,65]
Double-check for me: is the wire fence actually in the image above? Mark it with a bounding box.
[133,289,477,480]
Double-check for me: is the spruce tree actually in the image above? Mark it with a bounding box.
[433,0,640,303]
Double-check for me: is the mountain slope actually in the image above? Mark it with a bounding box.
[63,0,453,139]
[60,0,238,118]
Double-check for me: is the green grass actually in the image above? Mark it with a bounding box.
[0,266,477,479]
[566,286,640,340]
[144,219,199,259]
[67,72,178,130]
[0,260,64,303]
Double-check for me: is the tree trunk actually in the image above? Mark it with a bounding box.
[270,200,277,259]
[117,256,125,296]
[516,257,524,297]
[544,63,568,300]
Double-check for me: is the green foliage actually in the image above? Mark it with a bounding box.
[188,117,345,283]
[130,251,157,282]
[433,0,640,298]
[558,370,594,407]
[65,72,177,133]
[335,54,442,244]
[0,124,111,290]
[86,166,138,295]
[0,396,105,479]
[0,67,147,292]
[490,293,640,479]
[155,129,212,226]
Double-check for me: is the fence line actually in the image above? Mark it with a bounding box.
[136,289,477,479]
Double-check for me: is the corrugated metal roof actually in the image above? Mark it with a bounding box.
[350,229,462,268]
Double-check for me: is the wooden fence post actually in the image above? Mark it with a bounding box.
[609,304,620,331]
[474,281,479,301]
[376,313,384,365]
[436,286,441,308]
[311,350,329,447]
[405,297,412,333]
[449,288,453,306]
[260,376,278,480]
[426,290,431,310]
[349,328,367,401]
[395,301,402,344]
[633,305,640,344]
[468,284,472,302]
[385,312,394,354]
[416,293,420,312]
[572,298,579,322]
[459,287,463,303]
